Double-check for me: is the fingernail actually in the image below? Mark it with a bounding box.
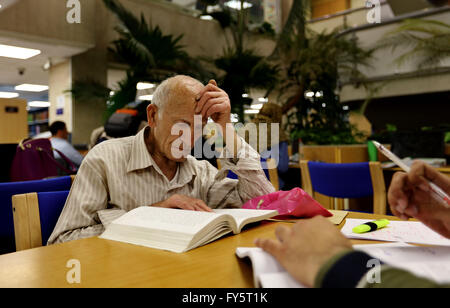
[405,205,418,217]
[397,199,407,211]
[419,183,429,192]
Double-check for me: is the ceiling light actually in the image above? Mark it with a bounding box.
[305,91,315,98]
[138,95,153,101]
[251,103,263,110]
[225,1,253,10]
[200,15,213,20]
[242,93,249,98]
[137,82,155,90]
[15,84,49,92]
[28,101,50,108]
[0,92,19,98]
[258,98,269,103]
[0,44,41,59]
[244,109,259,114]
[343,106,349,111]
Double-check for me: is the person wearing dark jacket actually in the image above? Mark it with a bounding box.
[255,161,450,288]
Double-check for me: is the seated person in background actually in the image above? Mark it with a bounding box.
[248,103,289,190]
[255,161,450,288]
[49,121,84,169]
[48,75,275,244]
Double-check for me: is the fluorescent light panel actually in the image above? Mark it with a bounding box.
[244,109,259,114]
[137,82,155,90]
[200,15,213,20]
[251,104,263,110]
[0,92,19,98]
[225,1,253,9]
[139,95,153,101]
[15,84,49,92]
[28,101,50,108]
[0,44,41,59]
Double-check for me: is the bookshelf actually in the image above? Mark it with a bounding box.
[28,108,49,138]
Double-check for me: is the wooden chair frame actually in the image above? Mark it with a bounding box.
[12,192,43,251]
[300,160,387,214]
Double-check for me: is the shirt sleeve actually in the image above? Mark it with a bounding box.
[47,151,117,245]
[61,140,84,167]
[203,136,276,209]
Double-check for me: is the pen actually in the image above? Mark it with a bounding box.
[372,140,450,209]
[352,219,390,234]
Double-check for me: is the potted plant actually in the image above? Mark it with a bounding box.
[270,0,374,163]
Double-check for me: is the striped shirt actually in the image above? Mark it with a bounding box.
[48,127,275,244]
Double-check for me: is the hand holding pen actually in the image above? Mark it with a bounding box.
[387,159,450,239]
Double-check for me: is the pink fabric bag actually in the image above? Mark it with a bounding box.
[242,188,332,219]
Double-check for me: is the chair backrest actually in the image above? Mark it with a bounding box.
[216,158,279,191]
[300,160,386,214]
[12,190,70,251]
[0,176,72,254]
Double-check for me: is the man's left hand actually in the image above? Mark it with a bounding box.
[254,216,353,287]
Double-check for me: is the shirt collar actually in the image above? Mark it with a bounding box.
[127,127,154,173]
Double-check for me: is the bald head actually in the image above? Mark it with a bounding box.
[152,75,203,117]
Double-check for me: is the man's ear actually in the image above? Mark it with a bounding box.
[147,104,158,128]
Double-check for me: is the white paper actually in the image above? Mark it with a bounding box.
[354,243,450,284]
[342,219,450,246]
[235,247,304,288]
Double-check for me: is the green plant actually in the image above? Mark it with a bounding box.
[72,0,214,120]
[378,19,450,69]
[208,1,279,120]
[273,0,374,145]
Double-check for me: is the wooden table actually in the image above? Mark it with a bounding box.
[0,212,404,288]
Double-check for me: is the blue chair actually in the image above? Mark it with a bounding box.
[300,160,386,214]
[12,190,70,251]
[0,176,72,254]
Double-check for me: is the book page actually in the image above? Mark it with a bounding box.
[342,219,450,246]
[354,243,450,284]
[235,247,304,288]
[213,209,278,233]
[111,206,222,235]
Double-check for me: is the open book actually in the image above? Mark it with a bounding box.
[99,206,278,253]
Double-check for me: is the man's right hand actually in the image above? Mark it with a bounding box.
[152,194,213,212]
[388,161,450,238]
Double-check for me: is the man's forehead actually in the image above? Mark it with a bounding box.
[168,79,203,107]
[172,77,203,94]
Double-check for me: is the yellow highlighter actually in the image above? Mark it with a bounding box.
[352,219,390,234]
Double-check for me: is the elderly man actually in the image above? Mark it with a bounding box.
[48,76,275,244]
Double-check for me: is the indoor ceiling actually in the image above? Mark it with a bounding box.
[0,36,90,104]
